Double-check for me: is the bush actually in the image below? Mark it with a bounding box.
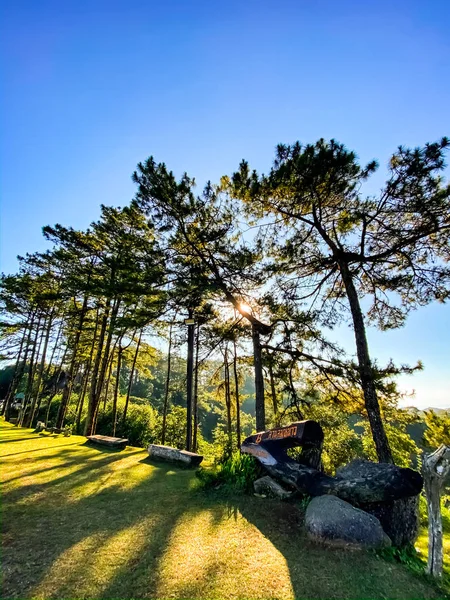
[196,452,261,493]
[96,400,157,448]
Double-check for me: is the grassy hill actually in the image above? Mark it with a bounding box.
[1,420,448,600]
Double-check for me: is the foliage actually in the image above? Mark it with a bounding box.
[360,419,421,468]
[152,405,187,449]
[1,136,449,469]
[302,396,364,475]
[96,400,158,448]
[423,410,450,448]
[196,452,261,493]
[376,544,425,576]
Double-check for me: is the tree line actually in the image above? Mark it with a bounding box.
[1,137,449,464]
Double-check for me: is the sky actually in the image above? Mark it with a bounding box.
[1,0,449,408]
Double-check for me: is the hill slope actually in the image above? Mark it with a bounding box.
[0,420,446,600]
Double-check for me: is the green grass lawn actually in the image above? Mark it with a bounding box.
[1,419,447,600]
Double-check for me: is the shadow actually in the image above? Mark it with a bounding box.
[233,496,438,600]
[140,455,201,470]
[0,437,39,444]
[1,442,80,458]
[1,423,442,600]
[82,440,128,453]
[2,454,198,600]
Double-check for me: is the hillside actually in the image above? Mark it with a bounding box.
[2,420,448,600]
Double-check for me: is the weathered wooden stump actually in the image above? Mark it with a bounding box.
[86,434,128,450]
[423,444,450,578]
[147,444,203,467]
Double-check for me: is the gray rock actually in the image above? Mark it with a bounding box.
[364,495,419,547]
[147,444,203,467]
[335,459,423,503]
[33,421,46,433]
[254,476,292,500]
[305,495,391,549]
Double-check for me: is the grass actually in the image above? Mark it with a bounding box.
[1,419,448,600]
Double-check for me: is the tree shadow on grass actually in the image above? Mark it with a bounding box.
[233,496,442,600]
[2,447,197,600]
[1,441,80,458]
[1,422,442,600]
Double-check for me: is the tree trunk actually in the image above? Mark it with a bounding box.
[185,311,195,451]
[27,310,54,427]
[5,311,36,421]
[102,340,118,412]
[44,315,64,382]
[19,315,42,426]
[224,345,233,450]
[121,329,142,431]
[161,322,173,445]
[84,300,111,436]
[112,348,123,437]
[268,359,279,420]
[233,339,241,449]
[423,445,450,578]
[76,306,100,434]
[339,261,393,464]
[252,323,265,431]
[92,297,121,433]
[192,323,200,452]
[56,294,90,429]
[1,312,30,417]
[45,344,69,426]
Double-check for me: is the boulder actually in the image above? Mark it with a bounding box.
[305,495,391,550]
[364,495,419,547]
[263,458,422,507]
[147,444,203,467]
[335,459,423,505]
[254,476,293,500]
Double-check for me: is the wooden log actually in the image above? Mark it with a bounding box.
[242,420,324,469]
[422,444,450,578]
[147,444,203,467]
[86,434,128,450]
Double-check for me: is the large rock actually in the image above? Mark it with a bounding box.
[263,458,422,507]
[364,495,419,547]
[305,495,391,549]
[253,476,293,500]
[335,459,423,505]
[147,444,203,467]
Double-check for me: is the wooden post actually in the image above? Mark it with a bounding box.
[422,444,450,578]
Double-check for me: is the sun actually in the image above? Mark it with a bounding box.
[238,302,252,315]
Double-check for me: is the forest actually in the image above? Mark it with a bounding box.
[1,137,450,470]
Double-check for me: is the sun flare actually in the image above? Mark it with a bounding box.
[238,302,252,315]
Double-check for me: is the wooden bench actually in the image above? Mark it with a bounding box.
[86,434,128,450]
[147,444,203,467]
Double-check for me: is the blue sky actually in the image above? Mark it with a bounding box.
[1,0,449,408]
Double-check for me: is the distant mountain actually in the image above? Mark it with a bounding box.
[403,406,450,417]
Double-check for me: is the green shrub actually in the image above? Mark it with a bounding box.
[95,401,158,448]
[196,452,261,493]
[376,544,424,576]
